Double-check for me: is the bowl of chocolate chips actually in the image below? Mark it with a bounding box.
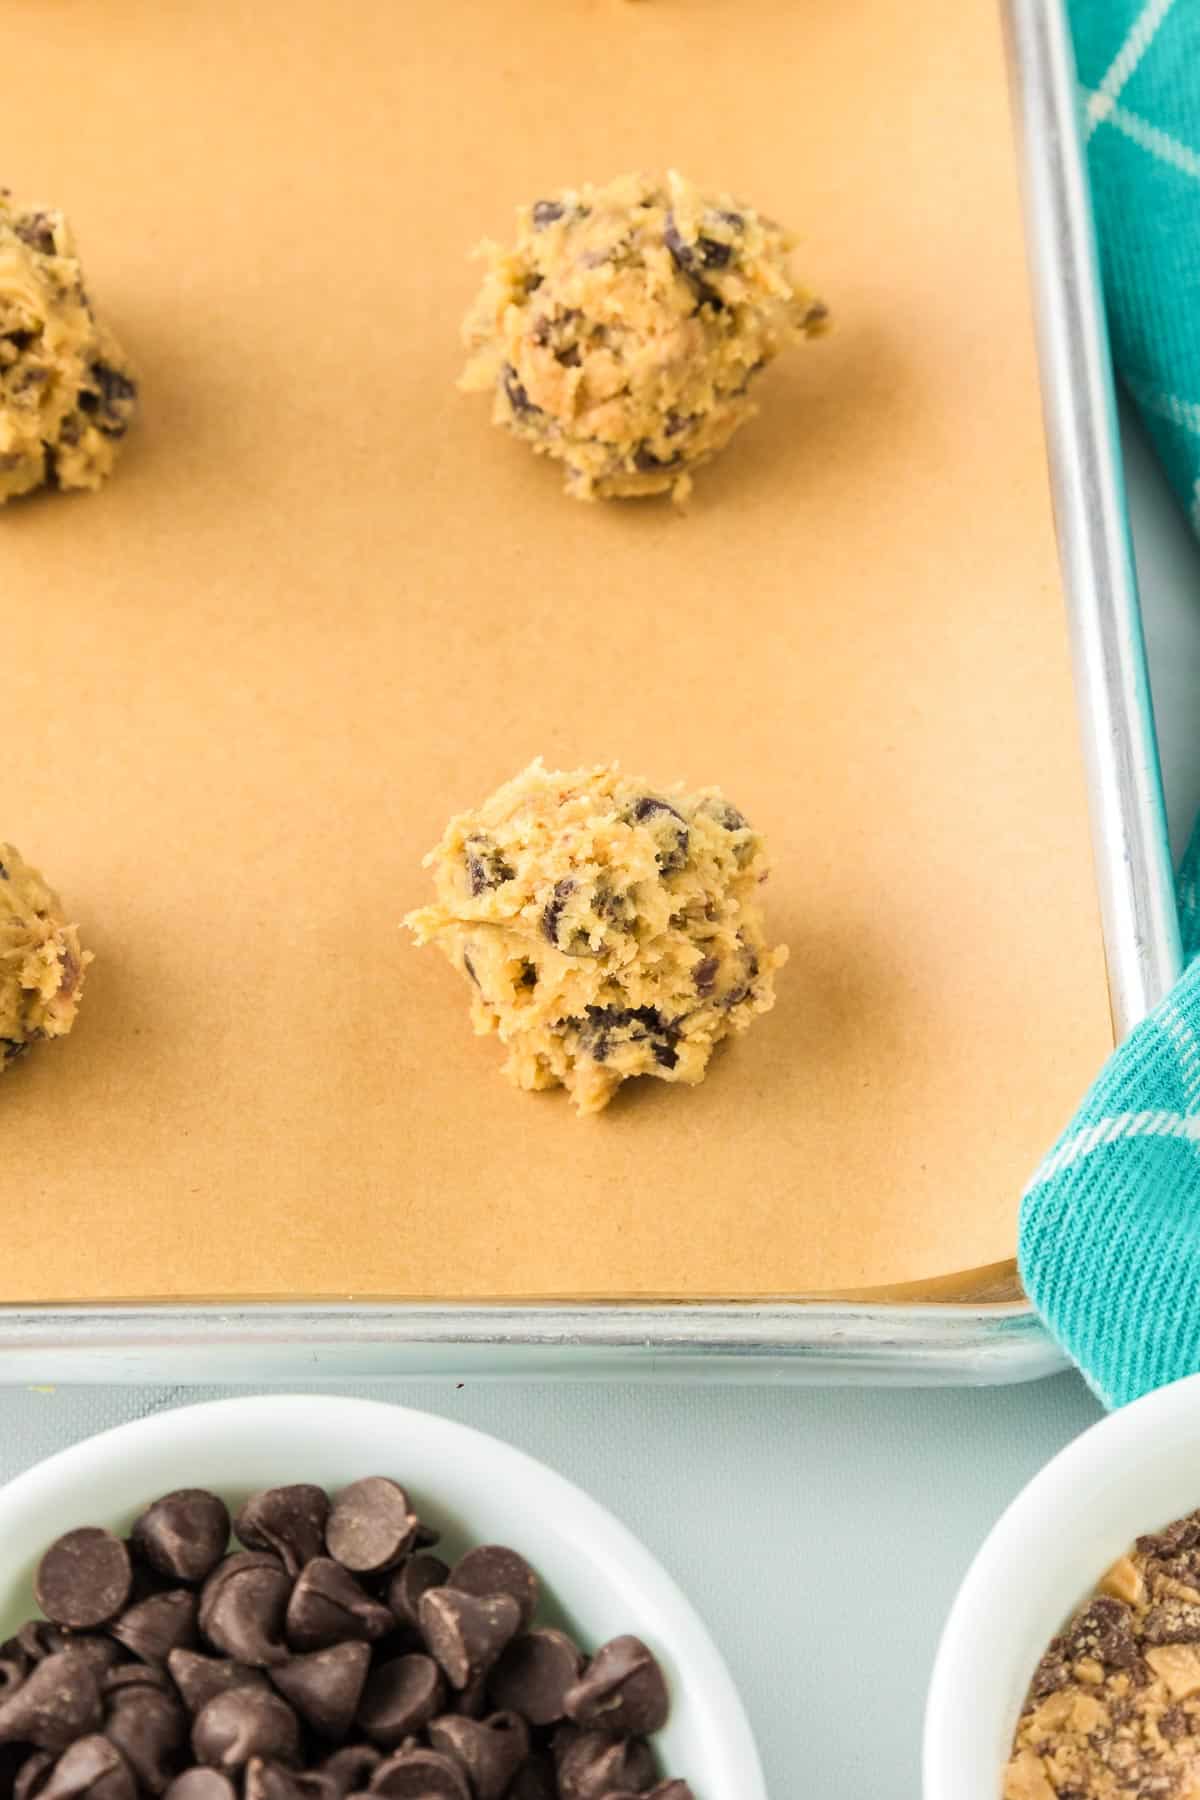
[0,1396,762,1800]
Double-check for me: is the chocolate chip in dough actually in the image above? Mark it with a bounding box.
[355,1657,444,1749]
[489,1629,582,1727]
[316,1747,380,1797]
[162,1771,237,1800]
[555,1728,655,1800]
[445,1548,538,1632]
[35,1532,132,1631]
[199,1557,290,1668]
[285,1563,393,1655]
[269,1643,370,1741]
[426,1713,528,1800]
[167,1652,269,1717]
[235,1491,330,1580]
[501,366,540,419]
[417,1591,519,1693]
[103,1673,187,1792]
[113,1591,199,1669]
[531,201,566,229]
[563,1635,668,1736]
[383,1558,448,1634]
[0,1654,102,1753]
[367,1749,469,1800]
[326,1484,419,1579]
[191,1689,300,1774]
[132,1494,231,1586]
[39,1736,135,1800]
[463,839,514,899]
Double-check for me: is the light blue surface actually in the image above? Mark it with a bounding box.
[0,423,1196,1798]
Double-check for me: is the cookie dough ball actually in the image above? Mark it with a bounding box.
[459,170,827,501]
[0,844,91,1072]
[0,190,138,504]
[406,761,787,1114]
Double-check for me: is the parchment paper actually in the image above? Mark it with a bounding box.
[0,0,1112,1301]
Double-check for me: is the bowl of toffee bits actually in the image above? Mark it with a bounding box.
[924,1373,1200,1800]
[0,1396,763,1800]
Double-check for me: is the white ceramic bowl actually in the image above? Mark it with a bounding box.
[924,1372,1200,1798]
[0,1394,763,1800]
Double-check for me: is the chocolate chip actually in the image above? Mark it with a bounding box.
[693,956,718,996]
[609,1787,693,1800]
[542,879,576,951]
[14,215,56,255]
[13,1751,53,1800]
[445,1549,538,1632]
[564,1636,668,1736]
[166,1652,268,1716]
[199,1556,290,1667]
[104,1677,187,1793]
[426,1714,528,1800]
[191,1689,300,1773]
[326,1484,419,1580]
[317,1747,380,1796]
[384,1559,448,1633]
[501,365,540,419]
[36,1532,132,1631]
[270,1644,369,1741]
[133,1495,231,1586]
[13,1636,118,1682]
[507,1755,556,1800]
[39,1737,135,1800]
[243,1762,335,1800]
[489,1630,582,1728]
[0,1655,102,1753]
[555,1729,654,1800]
[367,1750,469,1800]
[286,1562,393,1654]
[162,1771,237,1800]
[113,1591,199,1668]
[632,448,683,475]
[463,838,514,899]
[355,1657,444,1749]
[444,1674,487,1721]
[418,1591,519,1694]
[531,202,566,229]
[572,1006,680,1071]
[234,1490,330,1581]
[518,962,537,989]
[79,364,136,426]
[625,797,690,873]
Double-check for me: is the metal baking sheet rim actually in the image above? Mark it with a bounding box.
[0,0,1182,1387]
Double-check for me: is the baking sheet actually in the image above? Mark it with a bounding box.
[1,0,1113,1302]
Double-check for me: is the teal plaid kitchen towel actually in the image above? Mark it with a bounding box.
[1069,0,1200,531]
[1020,823,1200,1408]
[1017,4,1200,1404]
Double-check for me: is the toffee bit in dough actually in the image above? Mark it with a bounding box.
[0,844,92,1073]
[0,190,138,504]
[405,760,787,1114]
[459,171,827,502]
[1005,1509,1200,1799]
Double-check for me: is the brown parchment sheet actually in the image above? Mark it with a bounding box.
[0,0,1113,1303]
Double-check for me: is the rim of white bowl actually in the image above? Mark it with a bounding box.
[0,1393,766,1800]
[923,1372,1200,1800]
